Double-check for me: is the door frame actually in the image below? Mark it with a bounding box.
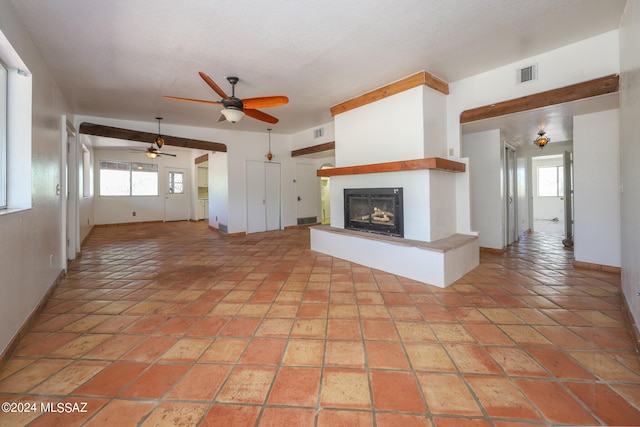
[526,142,574,235]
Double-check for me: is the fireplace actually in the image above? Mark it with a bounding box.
[344,188,404,237]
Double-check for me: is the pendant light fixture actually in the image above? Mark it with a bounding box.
[533,130,550,148]
[266,128,273,161]
[155,117,165,148]
[147,117,163,158]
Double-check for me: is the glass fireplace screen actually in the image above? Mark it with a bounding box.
[344,188,403,237]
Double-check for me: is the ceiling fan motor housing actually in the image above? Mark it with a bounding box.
[222,97,243,110]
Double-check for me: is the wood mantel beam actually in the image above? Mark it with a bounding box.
[330,71,449,117]
[317,157,465,177]
[460,74,619,123]
[79,122,227,152]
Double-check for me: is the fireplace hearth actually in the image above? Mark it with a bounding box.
[344,188,403,237]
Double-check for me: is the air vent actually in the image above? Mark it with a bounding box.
[313,127,324,139]
[516,64,538,84]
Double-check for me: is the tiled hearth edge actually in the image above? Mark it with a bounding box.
[0,269,65,372]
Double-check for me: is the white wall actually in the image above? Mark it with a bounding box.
[461,129,504,249]
[620,0,640,340]
[516,151,529,235]
[78,134,95,242]
[0,3,71,355]
[209,151,228,230]
[75,116,298,234]
[290,121,335,151]
[92,148,197,224]
[335,86,447,167]
[422,87,448,158]
[573,109,621,267]
[428,171,457,241]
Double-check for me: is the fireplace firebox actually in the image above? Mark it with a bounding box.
[344,188,403,237]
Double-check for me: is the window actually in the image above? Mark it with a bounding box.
[168,171,184,194]
[538,165,564,197]
[0,62,6,208]
[1,29,32,212]
[99,161,158,196]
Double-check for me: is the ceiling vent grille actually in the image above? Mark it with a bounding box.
[517,64,538,84]
[313,127,324,139]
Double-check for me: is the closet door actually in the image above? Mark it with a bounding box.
[247,161,266,233]
[246,160,281,234]
[265,162,281,231]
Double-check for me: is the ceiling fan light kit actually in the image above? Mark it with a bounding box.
[164,72,288,125]
[221,107,244,123]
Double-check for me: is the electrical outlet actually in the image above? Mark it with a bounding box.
[132,212,136,216]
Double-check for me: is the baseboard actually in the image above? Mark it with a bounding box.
[480,246,504,254]
[208,225,246,237]
[225,231,247,237]
[0,269,65,372]
[94,220,164,227]
[284,223,321,230]
[573,260,621,274]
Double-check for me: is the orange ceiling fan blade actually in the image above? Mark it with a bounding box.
[242,96,289,109]
[244,108,279,124]
[163,95,222,105]
[199,71,229,99]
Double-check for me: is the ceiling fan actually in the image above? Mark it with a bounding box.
[131,117,176,158]
[164,72,288,124]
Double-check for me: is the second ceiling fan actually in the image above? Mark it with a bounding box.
[164,72,288,124]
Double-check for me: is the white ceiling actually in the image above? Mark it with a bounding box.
[10,0,626,140]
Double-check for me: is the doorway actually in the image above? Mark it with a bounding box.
[65,119,77,264]
[504,145,517,246]
[319,163,333,225]
[165,167,189,221]
[531,154,565,236]
[295,163,318,225]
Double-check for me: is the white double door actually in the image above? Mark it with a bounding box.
[247,161,281,233]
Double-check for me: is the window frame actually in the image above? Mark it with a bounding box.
[99,160,159,197]
[0,61,7,209]
[537,165,565,198]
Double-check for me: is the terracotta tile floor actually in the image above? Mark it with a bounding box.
[1,221,640,426]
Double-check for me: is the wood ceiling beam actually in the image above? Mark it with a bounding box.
[330,71,449,117]
[291,141,335,157]
[79,122,227,152]
[195,154,209,164]
[460,74,619,124]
